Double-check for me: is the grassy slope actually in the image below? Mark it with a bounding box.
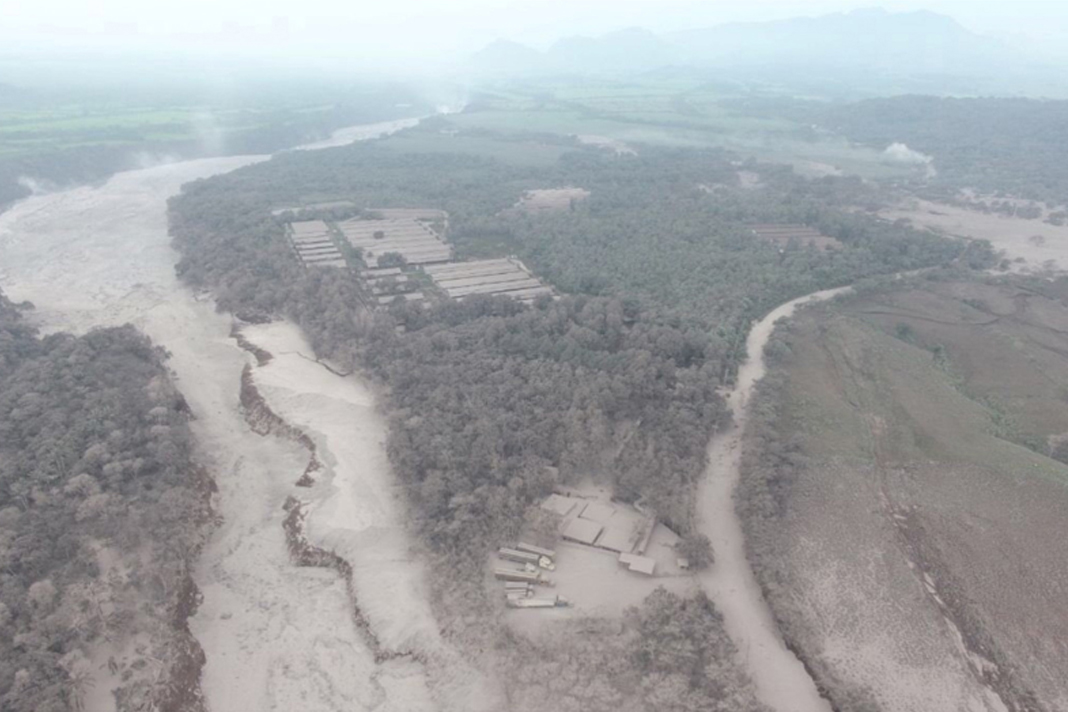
[742,277,1068,712]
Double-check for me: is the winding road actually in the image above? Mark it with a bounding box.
[696,288,852,712]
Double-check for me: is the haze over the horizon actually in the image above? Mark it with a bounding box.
[5,0,1068,69]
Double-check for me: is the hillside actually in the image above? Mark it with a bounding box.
[739,276,1068,711]
[668,9,1014,74]
[470,8,1030,95]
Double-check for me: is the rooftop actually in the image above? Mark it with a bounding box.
[562,518,603,546]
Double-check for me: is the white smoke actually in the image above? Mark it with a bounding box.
[884,142,933,165]
[884,142,937,178]
[435,101,468,115]
[192,111,226,156]
[16,176,49,195]
[130,152,182,169]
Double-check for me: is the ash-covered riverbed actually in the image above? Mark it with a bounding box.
[0,120,499,711]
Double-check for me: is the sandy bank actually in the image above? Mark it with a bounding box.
[239,320,503,711]
[879,198,1068,272]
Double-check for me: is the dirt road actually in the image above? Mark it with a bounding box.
[696,287,851,712]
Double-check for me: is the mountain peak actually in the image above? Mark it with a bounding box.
[469,7,1022,85]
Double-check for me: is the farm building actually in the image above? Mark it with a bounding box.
[596,520,644,554]
[541,493,579,517]
[562,518,603,546]
[339,217,451,266]
[286,220,346,268]
[749,224,843,251]
[618,553,656,576]
[359,265,427,307]
[578,502,615,525]
[544,490,658,557]
[422,258,553,302]
[362,266,403,278]
[366,207,448,222]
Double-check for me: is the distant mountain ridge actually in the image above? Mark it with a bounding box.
[470,7,1029,88]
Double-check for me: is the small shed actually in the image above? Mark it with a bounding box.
[618,553,657,576]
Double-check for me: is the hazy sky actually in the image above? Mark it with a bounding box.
[6,0,1068,67]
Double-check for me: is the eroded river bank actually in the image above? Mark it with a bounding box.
[0,121,497,711]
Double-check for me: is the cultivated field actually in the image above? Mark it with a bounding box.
[741,278,1068,712]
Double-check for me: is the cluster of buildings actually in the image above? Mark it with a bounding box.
[542,493,659,576]
[339,216,452,266]
[494,543,570,609]
[286,220,346,268]
[282,207,554,308]
[422,258,552,303]
[360,266,425,306]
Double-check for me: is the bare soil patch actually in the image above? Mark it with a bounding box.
[512,186,591,213]
[879,198,1068,272]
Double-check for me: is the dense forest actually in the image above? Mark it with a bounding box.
[167,127,988,709]
[378,295,728,555]
[734,95,1068,206]
[504,588,769,712]
[172,120,984,366]
[168,124,989,560]
[0,290,211,712]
